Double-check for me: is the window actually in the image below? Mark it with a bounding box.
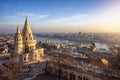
[83,77,86,80]
[42,68,44,71]
[26,37,27,40]
[78,76,82,80]
[69,73,75,80]
[24,57,26,61]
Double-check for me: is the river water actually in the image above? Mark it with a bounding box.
[36,37,69,43]
[36,37,109,50]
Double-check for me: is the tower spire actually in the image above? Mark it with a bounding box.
[23,16,32,34]
[17,25,20,33]
[15,25,22,37]
[22,17,36,53]
[25,16,29,25]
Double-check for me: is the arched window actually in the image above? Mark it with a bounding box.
[25,45,29,53]
[78,76,82,80]
[24,57,26,61]
[73,74,75,80]
[70,73,72,80]
[26,37,27,40]
[42,68,44,71]
[83,77,86,80]
[69,72,75,80]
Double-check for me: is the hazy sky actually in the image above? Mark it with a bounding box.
[0,0,120,33]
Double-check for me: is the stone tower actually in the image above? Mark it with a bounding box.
[14,25,23,56]
[14,17,44,63]
[22,17,36,53]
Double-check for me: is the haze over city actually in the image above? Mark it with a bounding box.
[0,0,120,33]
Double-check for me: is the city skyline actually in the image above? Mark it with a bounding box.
[0,0,120,33]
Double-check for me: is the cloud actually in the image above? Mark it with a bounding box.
[17,12,49,20]
[47,14,86,25]
[17,12,35,17]
[30,15,49,20]
[3,12,49,24]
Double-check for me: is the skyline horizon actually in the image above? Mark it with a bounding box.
[0,16,120,34]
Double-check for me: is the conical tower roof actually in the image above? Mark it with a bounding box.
[17,25,20,33]
[15,25,22,38]
[22,16,33,36]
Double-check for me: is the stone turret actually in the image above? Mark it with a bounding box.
[14,25,23,56]
[22,17,36,53]
[22,16,33,36]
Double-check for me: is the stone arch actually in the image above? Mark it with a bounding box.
[83,77,89,80]
[69,72,75,80]
[61,71,68,78]
[26,37,27,40]
[25,45,29,53]
[78,76,82,80]
[70,73,72,80]
[83,77,90,80]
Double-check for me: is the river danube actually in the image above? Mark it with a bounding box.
[36,36,110,50]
